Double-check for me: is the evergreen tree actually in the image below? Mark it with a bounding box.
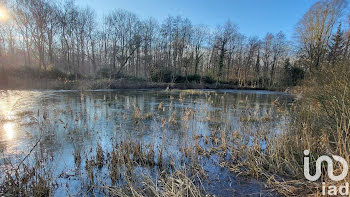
[327,23,345,65]
[284,58,304,86]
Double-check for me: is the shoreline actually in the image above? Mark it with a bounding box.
[0,78,288,92]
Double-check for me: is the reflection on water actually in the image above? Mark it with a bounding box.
[0,89,292,196]
[3,122,15,140]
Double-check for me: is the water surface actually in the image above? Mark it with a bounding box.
[0,89,292,196]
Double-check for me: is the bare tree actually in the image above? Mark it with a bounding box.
[141,18,158,78]
[270,31,287,86]
[213,20,238,79]
[105,10,142,78]
[296,0,347,71]
[1,0,297,89]
[191,25,208,75]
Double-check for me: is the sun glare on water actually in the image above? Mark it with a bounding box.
[0,8,8,22]
[3,122,15,140]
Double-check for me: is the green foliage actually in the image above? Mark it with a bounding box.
[283,59,305,86]
[185,74,201,83]
[202,76,216,84]
[174,74,201,83]
[327,23,345,65]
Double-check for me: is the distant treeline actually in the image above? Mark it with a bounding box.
[0,0,348,89]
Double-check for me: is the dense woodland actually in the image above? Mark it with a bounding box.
[0,0,348,89]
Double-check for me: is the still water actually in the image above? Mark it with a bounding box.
[0,89,292,196]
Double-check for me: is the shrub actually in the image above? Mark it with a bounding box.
[201,76,216,84]
[273,62,350,186]
[186,74,201,83]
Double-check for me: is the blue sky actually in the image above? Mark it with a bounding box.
[76,0,319,39]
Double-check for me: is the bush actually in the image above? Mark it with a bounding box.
[186,74,201,83]
[272,62,350,185]
[201,76,216,84]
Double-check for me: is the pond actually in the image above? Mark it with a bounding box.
[0,89,292,196]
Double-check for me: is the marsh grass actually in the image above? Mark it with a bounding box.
[73,144,82,169]
[212,63,350,196]
[100,169,210,197]
[0,138,56,197]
